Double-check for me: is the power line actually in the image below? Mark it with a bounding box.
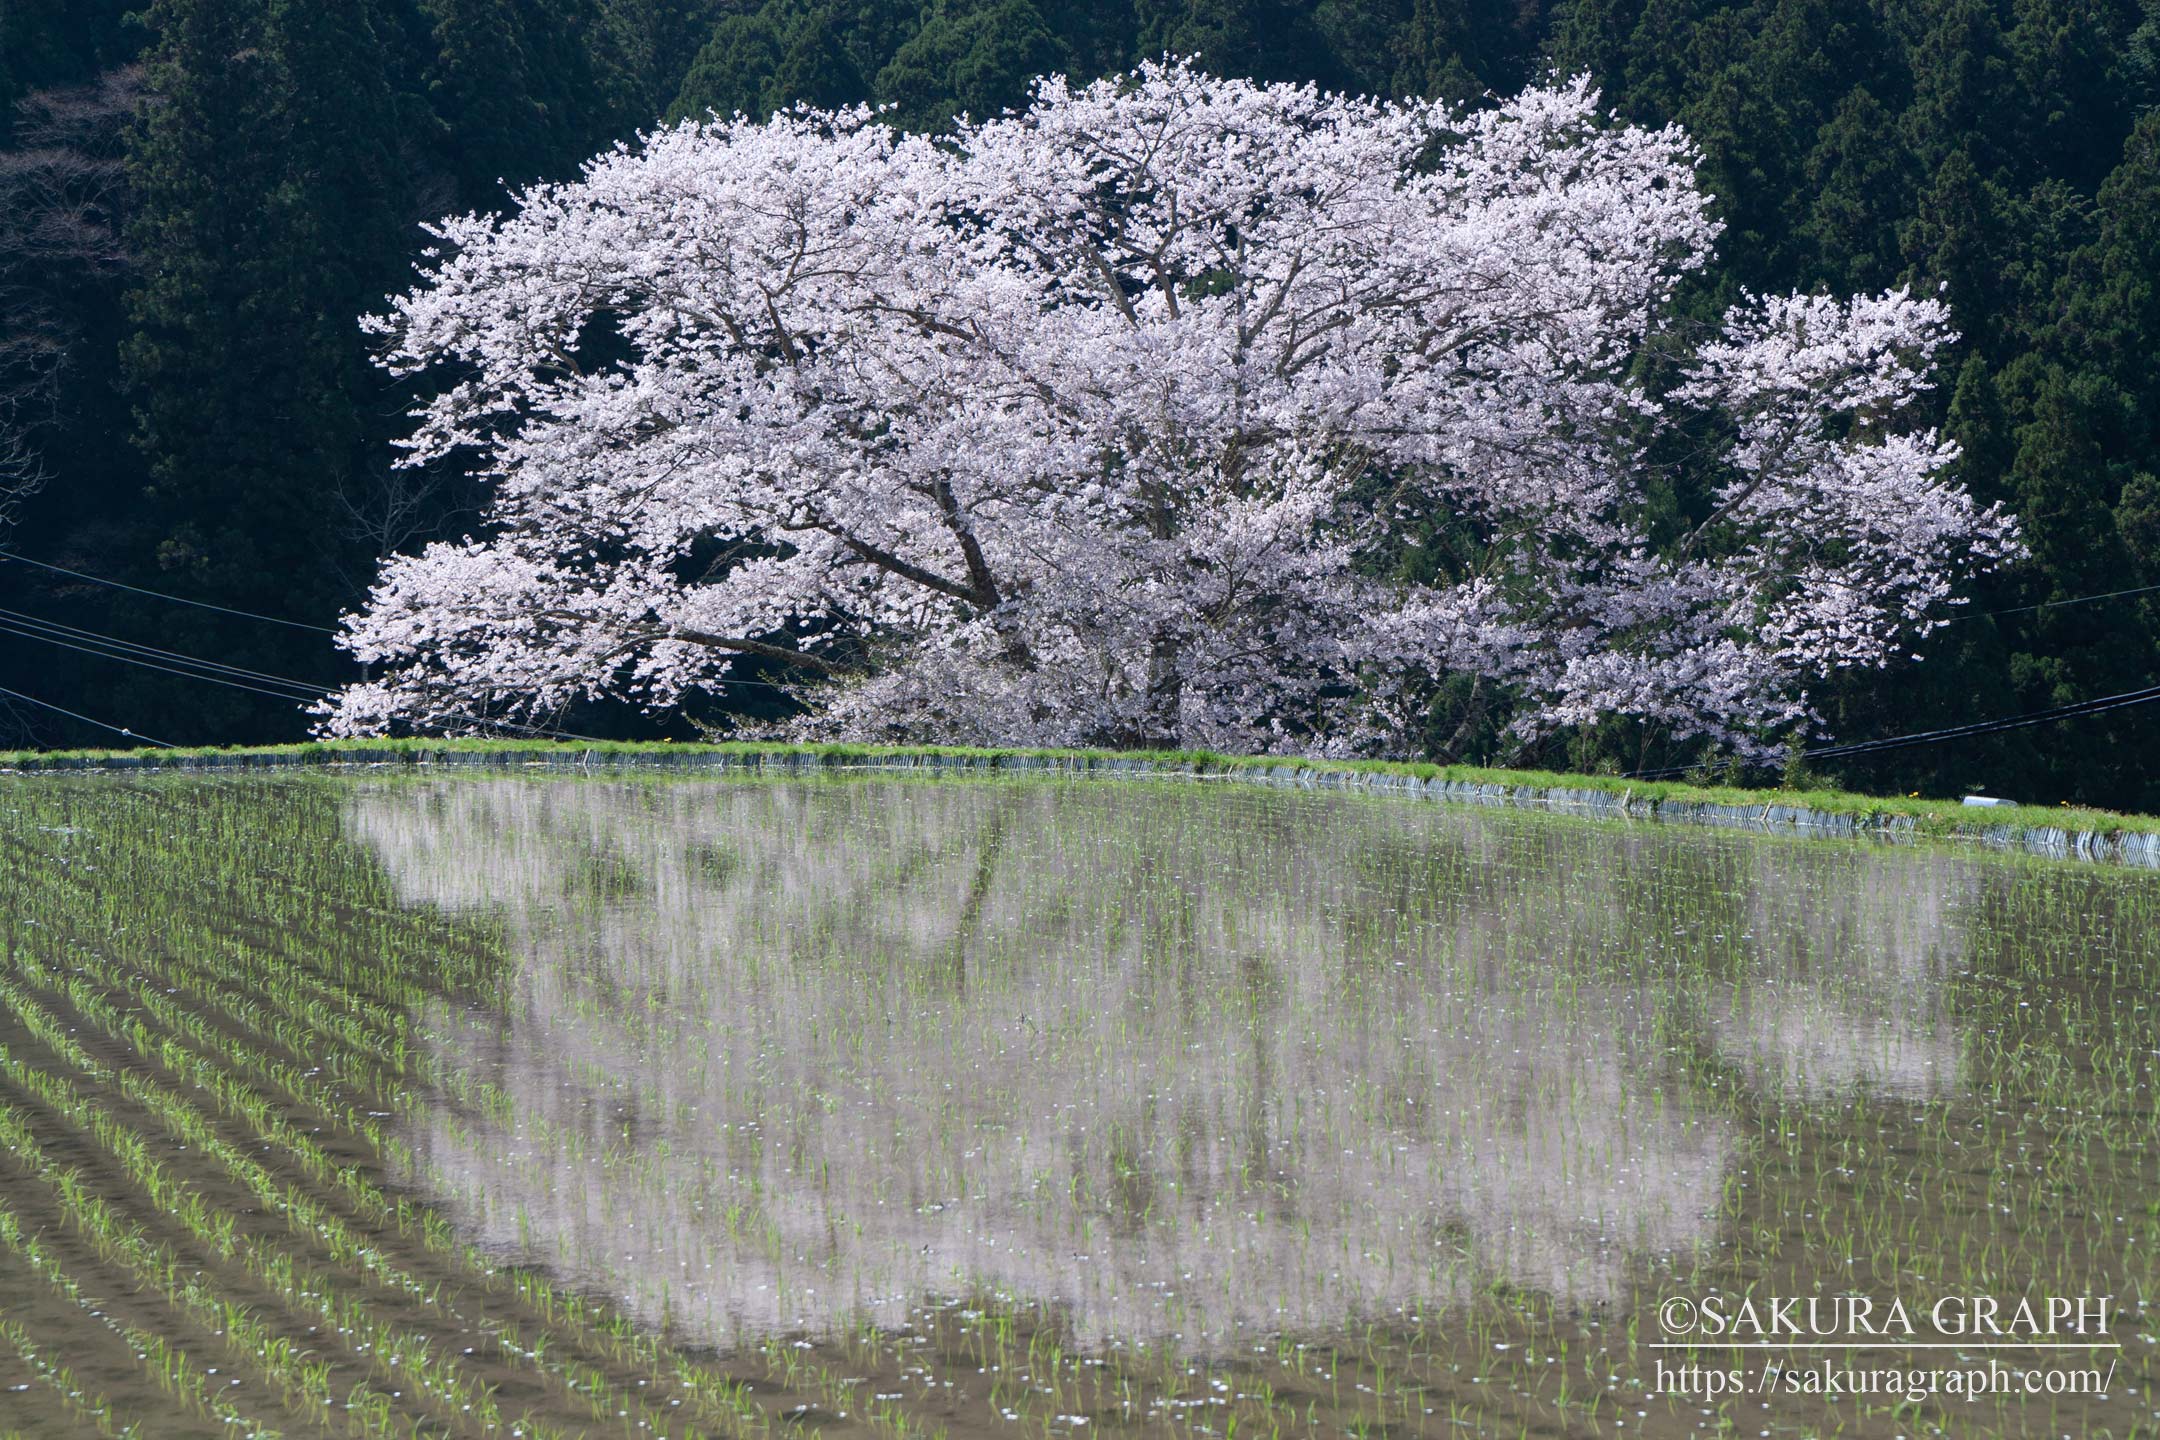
[0,552,820,695]
[1808,685,2160,761]
[0,551,338,632]
[0,599,631,746]
[9,537,2153,681]
[1628,683,2160,780]
[0,606,333,696]
[0,551,813,740]
[1961,582,2160,622]
[9,546,2153,763]
[0,594,806,708]
[0,619,331,703]
[0,587,670,747]
[0,682,174,749]
[0,616,603,742]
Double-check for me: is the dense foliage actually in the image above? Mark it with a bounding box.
[1,0,2155,795]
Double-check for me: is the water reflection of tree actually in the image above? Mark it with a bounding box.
[344,779,1983,1352]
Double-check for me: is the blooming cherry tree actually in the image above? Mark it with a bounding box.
[320,61,2019,755]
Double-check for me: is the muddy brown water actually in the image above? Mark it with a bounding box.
[0,773,2154,1438]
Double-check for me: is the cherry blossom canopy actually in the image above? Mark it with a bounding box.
[320,60,2019,755]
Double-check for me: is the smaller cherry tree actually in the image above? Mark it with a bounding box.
[320,60,2019,756]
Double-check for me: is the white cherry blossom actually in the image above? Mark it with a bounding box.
[320,60,2020,755]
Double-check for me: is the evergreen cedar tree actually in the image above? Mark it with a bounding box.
[0,0,2155,794]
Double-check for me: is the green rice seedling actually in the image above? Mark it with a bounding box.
[0,1314,142,1438]
[0,1203,280,1438]
[0,1115,334,1433]
[6,857,865,1437]
[0,990,732,1439]
[4,767,2158,1439]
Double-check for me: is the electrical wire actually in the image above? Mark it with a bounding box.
[0,619,332,702]
[15,545,2157,634]
[0,557,820,696]
[1807,685,2160,761]
[0,682,174,748]
[12,604,635,751]
[10,548,2156,765]
[1627,683,2160,779]
[0,608,608,743]
[0,606,333,696]
[0,546,832,737]
[0,630,608,742]
[1961,582,2160,622]
[0,551,338,632]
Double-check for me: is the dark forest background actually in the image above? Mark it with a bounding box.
[2,0,2156,803]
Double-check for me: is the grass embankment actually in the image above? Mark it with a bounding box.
[3,735,2156,842]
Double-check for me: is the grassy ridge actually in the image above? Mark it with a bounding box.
[2,736,2156,841]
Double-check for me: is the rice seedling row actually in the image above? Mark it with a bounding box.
[5,772,2158,1438]
[0,937,773,1439]
[2,787,949,1440]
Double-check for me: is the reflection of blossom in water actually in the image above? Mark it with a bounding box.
[1703,845,1974,1099]
[349,779,1752,1350]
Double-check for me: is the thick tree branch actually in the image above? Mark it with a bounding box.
[671,628,844,674]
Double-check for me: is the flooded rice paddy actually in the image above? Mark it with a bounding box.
[0,772,2155,1439]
